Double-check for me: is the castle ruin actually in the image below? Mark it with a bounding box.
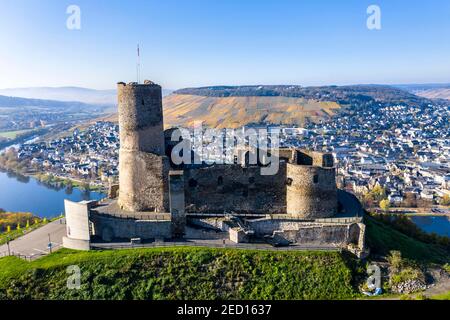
[63,80,367,257]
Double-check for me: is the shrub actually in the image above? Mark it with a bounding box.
[390,267,423,285]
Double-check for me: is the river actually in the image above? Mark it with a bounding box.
[410,215,450,237]
[0,170,105,218]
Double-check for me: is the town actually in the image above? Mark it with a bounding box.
[5,122,119,187]
[5,97,450,211]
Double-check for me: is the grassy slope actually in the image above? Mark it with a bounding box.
[365,216,450,265]
[100,95,341,129]
[0,217,448,300]
[415,88,450,100]
[432,291,450,300]
[0,129,34,140]
[0,248,357,300]
[163,94,341,129]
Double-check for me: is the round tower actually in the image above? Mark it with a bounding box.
[117,81,169,213]
[117,80,165,156]
[286,164,338,219]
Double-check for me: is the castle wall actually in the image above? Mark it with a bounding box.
[286,163,337,218]
[247,218,365,249]
[62,200,93,250]
[90,213,172,242]
[64,200,92,241]
[184,162,287,214]
[183,159,338,218]
[275,225,347,245]
[169,171,186,237]
[117,81,169,213]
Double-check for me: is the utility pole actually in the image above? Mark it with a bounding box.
[48,233,52,254]
[6,237,11,256]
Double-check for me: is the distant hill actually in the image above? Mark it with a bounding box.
[162,84,432,129]
[0,87,116,106]
[163,94,340,129]
[0,94,108,112]
[0,86,173,106]
[101,84,433,129]
[175,84,430,106]
[396,84,450,101]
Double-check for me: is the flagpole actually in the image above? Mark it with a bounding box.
[137,44,140,84]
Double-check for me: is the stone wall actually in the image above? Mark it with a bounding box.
[62,200,94,250]
[169,171,185,237]
[184,162,287,214]
[247,218,365,249]
[182,148,337,218]
[64,200,92,241]
[90,213,172,241]
[118,151,169,212]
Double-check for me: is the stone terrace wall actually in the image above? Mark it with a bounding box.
[248,218,364,248]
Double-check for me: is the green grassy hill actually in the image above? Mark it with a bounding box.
[0,216,448,300]
[0,248,357,300]
[365,216,449,265]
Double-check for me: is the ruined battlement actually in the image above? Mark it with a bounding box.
[117,80,160,87]
[117,80,165,155]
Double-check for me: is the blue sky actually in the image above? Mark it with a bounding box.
[1,0,450,90]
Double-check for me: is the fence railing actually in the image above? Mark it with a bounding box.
[0,251,46,261]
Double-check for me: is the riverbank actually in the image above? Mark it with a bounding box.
[0,162,106,194]
[0,170,106,219]
[33,172,106,193]
[375,207,450,217]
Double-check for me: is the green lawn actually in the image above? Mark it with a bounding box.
[431,291,450,300]
[1,216,448,300]
[0,247,359,300]
[0,129,33,140]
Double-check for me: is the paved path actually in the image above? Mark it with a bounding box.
[0,218,66,260]
[422,272,450,299]
[91,240,342,252]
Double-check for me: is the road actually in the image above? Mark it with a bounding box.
[0,218,66,260]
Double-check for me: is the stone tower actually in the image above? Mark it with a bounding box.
[286,150,337,218]
[117,81,169,213]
